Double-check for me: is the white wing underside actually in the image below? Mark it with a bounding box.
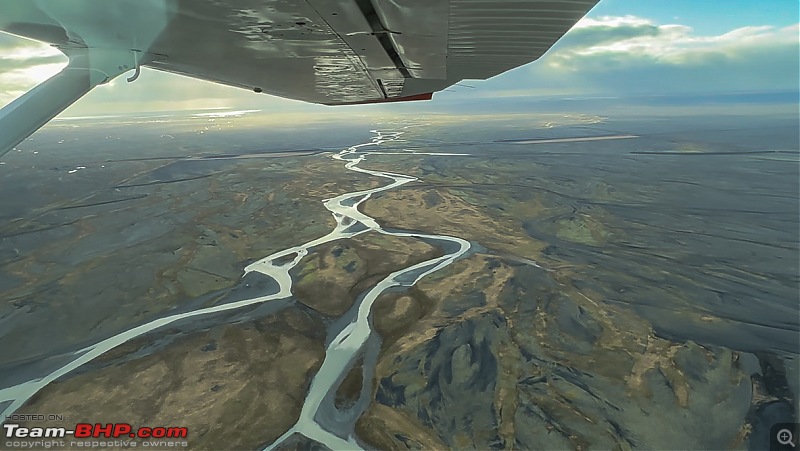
[0,0,599,156]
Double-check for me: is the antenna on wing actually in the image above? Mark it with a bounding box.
[127,50,142,82]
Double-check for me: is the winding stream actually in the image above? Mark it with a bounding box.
[0,127,471,450]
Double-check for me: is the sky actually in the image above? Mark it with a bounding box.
[0,0,797,116]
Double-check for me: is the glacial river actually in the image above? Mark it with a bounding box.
[0,128,470,450]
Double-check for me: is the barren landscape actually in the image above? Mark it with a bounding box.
[1,110,797,449]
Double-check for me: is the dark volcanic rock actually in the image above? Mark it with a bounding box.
[360,255,756,450]
[274,433,331,451]
[376,312,507,448]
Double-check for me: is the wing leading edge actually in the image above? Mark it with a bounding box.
[0,0,599,156]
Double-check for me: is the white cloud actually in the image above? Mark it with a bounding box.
[0,34,66,105]
[573,15,655,29]
[505,16,800,96]
[549,16,799,69]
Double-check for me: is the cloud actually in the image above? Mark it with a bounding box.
[559,15,663,49]
[529,16,800,95]
[559,16,798,63]
[0,54,64,72]
[0,34,65,103]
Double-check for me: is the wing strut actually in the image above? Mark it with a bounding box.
[0,47,133,158]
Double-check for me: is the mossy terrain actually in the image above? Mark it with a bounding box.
[292,233,441,316]
[19,308,326,450]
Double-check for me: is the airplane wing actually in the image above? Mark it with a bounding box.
[0,0,600,157]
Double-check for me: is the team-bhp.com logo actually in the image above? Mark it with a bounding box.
[4,423,188,439]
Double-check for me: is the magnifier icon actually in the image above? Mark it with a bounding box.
[778,429,796,447]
